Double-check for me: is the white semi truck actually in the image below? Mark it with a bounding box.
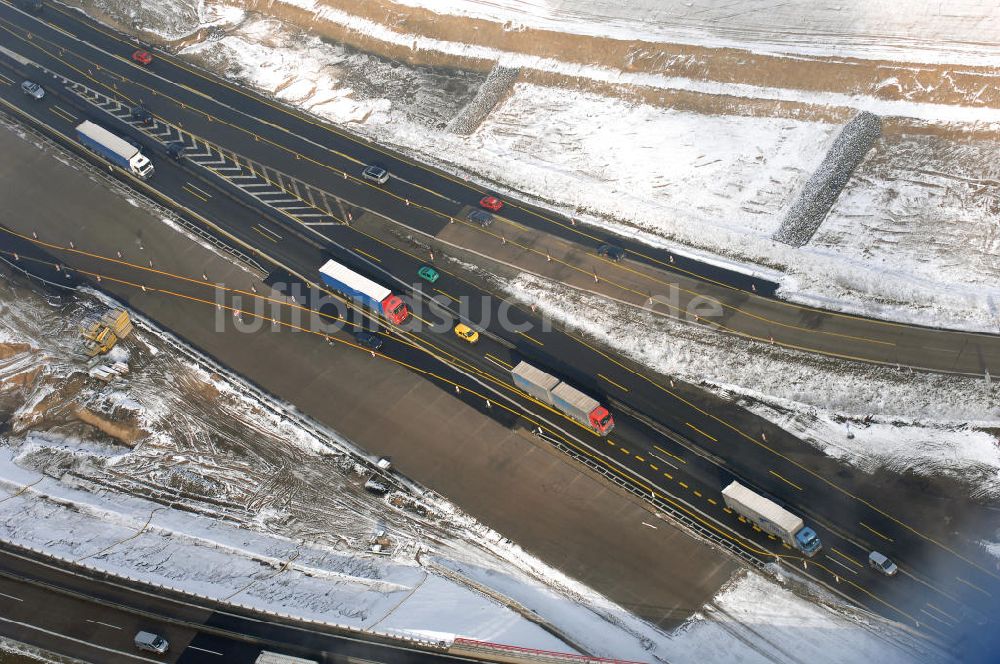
[75,120,154,180]
[722,481,822,556]
[511,361,614,435]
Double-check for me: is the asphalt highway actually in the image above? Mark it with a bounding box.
[2,0,998,376]
[0,2,998,658]
[0,544,471,663]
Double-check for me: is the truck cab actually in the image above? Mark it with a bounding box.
[794,526,822,557]
[590,406,614,435]
[381,294,409,325]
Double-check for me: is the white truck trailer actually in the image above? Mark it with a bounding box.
[511,361,614,435]
[75,120,154,180]
[254,652,317,664]
[721,481,822,556]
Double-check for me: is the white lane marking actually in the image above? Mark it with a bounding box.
[641,522,657,529]
[254,224,282,240]
[188,645,224,656]
[86,619,122,630]
[648,452,679,470]
[0,591,23,602]
[824,555,859,575]
[0,615,161,662]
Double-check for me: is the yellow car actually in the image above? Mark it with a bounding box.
[454,323,479,344]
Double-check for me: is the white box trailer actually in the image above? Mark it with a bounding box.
[510,361,614,435]
[75,120,153,179]
[255,652,317,664]
[721,481,821,556]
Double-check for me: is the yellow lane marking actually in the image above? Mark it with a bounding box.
[649,464,658,471]
[769,470,803,491]
[0,73,12,85]
[707,498,717,505]
[678,482,689,489]
[182,184,209,202]
[353,247,381,263]
[825,554,858,575]
[48,106,75,122]
[607,439,615,446]
[634,455,645,462]
[956,576,993,597]
[251,226,278,243]
[597,373,629,392]
[859,521,894,542]
[434,288,458,302]
[184,182,211,199]
[653,445,686,464]
[685,422,717,442]
[663,473,673,480]
[517,331,544,346]
[485,353,512,370]
[408,312,434,326]
[619,448,630,455]
[722,507,733,514]
[693,490,702,498]
[51,104,77,120]
[831,547,864,569]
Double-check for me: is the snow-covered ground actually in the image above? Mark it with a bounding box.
[0,273,935,663]
[505,272,1000,499]
[383,0,1000,65]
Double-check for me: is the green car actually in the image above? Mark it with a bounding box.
[417,265,439,283]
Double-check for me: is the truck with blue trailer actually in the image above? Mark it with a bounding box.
[319,259,409,325]
[511,361,614,436]
[75,121,154,180]
[722,481,822,556]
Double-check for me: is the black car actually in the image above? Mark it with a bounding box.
[130,106,153,125]
[165,141,186,160]
[597,243,626,262]
[467,209,493,227]
[353,330,383,350]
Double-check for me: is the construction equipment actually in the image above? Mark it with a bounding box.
[80,308,132,357]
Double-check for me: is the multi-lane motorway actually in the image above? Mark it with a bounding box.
[0,542,477,663]
[0,1,998,659]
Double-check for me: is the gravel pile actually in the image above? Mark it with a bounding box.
[773,111,881,247]
[448,65,520,135]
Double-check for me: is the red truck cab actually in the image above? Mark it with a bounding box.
[591,407,614,435]
[382,295,410,325]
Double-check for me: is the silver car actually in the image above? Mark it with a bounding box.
[362,165,389,185]
[868,551,898,576]
[21,81,44,101]
[134,631,169,654]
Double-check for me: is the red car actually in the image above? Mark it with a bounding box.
[131,49,153,66]
[479,196,503,212]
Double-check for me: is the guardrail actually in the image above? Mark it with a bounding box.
[533,427,768,573]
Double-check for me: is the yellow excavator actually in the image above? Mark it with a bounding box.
[80,308,132,357]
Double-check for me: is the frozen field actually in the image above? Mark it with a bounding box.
[384,0,1000,65]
